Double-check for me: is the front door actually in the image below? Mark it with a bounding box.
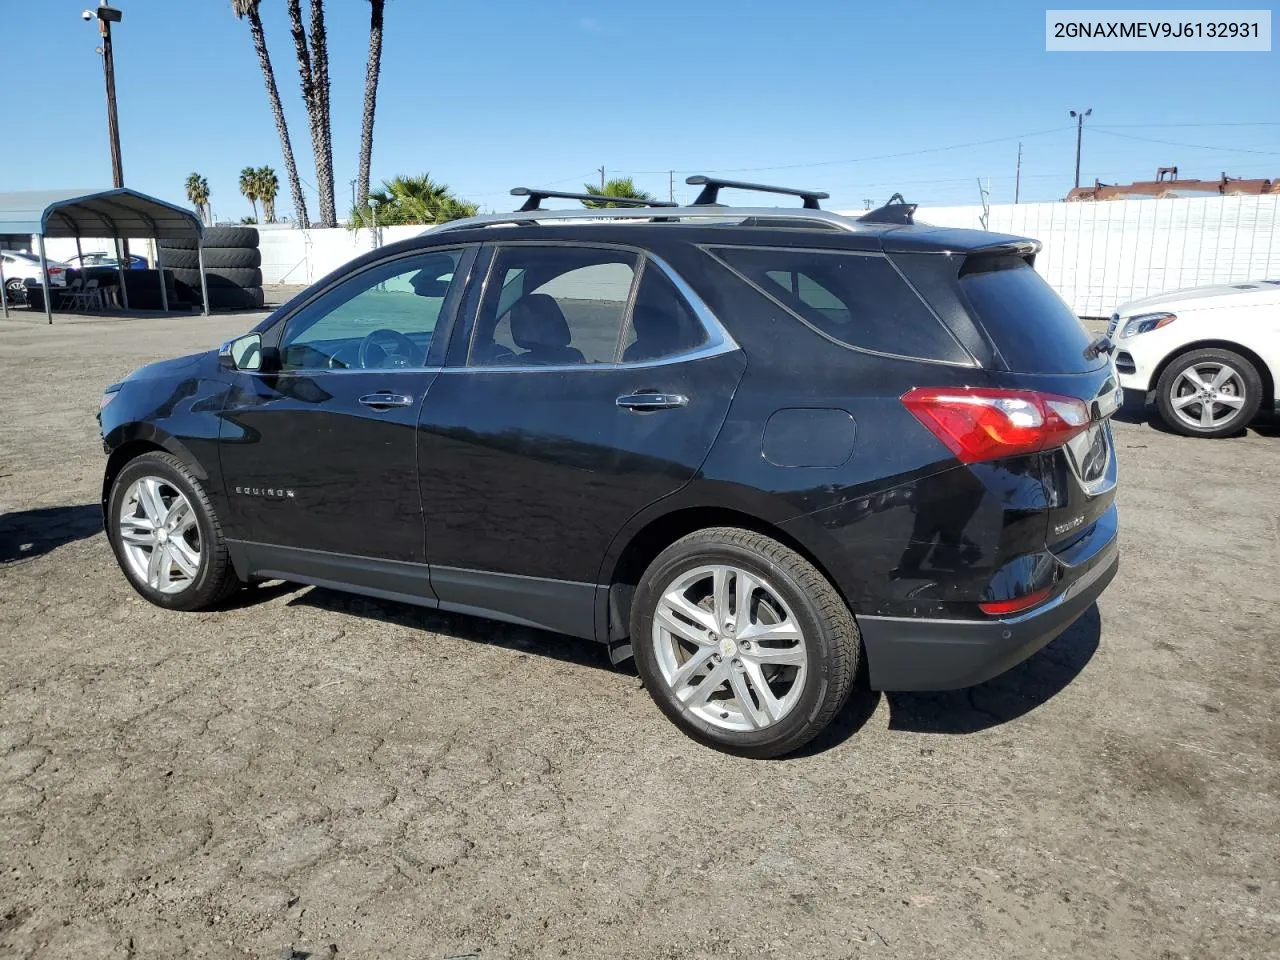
[218,246,474,580]
[416,242,746,637]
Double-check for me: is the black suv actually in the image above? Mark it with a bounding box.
[99,178,1119,757]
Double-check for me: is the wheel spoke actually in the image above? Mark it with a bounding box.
[682,661,730,707]
[168,539,199,578]
[658,591,717,636]
[1172,392,1200,409]
[119,523,157,546]
[737,618,802,644]
[667,646,717,690]
[712,567,731,625]
[729,668,768,729]
[1210,366,1235,389]
[1216,394,1244,409]
[741,661,781,724]
[146,544,169,589]
[165,498,192,532]
[1200,401,1216,427]
[744,644,806,667]
[1182,369,1211,392]
[136,478,166,524]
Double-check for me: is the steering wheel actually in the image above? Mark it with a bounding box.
[357,328,418,369]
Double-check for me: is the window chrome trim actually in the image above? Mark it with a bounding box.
[450,248,740,374]
[699,243,979,369]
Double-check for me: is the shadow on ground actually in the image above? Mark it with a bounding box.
[885,604,1102,734]
[286,584,1102,748]
[290,585,614,673]
[0,504,102,564]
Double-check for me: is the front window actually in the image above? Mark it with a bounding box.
[278,249,464,371]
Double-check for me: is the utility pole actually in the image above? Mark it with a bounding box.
[1015,141,1022,204]
[669,170,674,203]
[90,4,126,189]
[1070,108,1092,189]
[598,166,606,191]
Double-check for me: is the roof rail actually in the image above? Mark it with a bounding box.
[431,205,862,235]
[509,187,677,212]
[857,193,917,225]
[686,176,829,209]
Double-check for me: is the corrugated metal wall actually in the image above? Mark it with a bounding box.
[848,195,1280,317]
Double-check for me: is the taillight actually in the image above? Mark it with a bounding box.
[901,387,1090,464]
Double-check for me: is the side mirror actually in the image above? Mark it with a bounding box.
[218,332,263,371]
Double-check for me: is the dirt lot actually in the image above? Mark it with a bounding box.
[1,312,1278,960]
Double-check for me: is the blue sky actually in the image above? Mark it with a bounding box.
[2,1,1275,220]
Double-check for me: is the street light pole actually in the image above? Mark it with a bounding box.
[90,4,126,188]
[1069,108,1091,190]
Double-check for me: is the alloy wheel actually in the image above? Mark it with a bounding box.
[117,476,202,594]
[651,564,808,732]
[1169,362,1246,430]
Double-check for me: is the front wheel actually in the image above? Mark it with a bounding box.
[1155,347,1262,438]
[106,451,242,610]
[631,527,858,758]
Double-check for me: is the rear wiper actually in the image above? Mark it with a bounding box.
[1084,335,1113,360]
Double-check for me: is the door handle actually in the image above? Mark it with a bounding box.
[616,392,689,412]
[359,392,414,410]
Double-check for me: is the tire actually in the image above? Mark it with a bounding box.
[169,267,262,289]
[201,226,259,249]
[209,286,265,310]
[1154,347,1262,438]
[630,527,858,758]
[157,248,200,270]
[199,247,261,269]
[106,451,242,611]
[159,238,198,251]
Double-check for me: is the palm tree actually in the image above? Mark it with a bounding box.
[256,166,280,223]
[184,173,210,226]
[239,167,261,223]
[348,175,478,228]
[356,0,386,210]
[286,0,337,227]
[581,177,656,208]
[231,0,310,228]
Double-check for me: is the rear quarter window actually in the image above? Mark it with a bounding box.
[710,246,971,364]
[956,255,1099,373]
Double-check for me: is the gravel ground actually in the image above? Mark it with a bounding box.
[1,312,1278,960]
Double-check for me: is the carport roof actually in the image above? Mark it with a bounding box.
[0,188,202,241]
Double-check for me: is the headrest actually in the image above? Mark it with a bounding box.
[510,294,571,349]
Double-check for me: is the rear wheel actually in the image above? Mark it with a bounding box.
[1155,347,1261,438]
[631,527,858,758]
[107,452,241,610]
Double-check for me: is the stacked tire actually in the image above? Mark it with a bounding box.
[159,226,264,311]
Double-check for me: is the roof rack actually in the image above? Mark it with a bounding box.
[686,176,829,209]
[509,187,678,212]
[858,192,917,225]
[431,206,863,235]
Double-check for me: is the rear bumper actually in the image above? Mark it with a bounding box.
[858,534,1118,691]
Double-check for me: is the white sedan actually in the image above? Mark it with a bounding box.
[1,250,69,302]
[1109,280,1280,437]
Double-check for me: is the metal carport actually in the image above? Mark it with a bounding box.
[0,188,208,323]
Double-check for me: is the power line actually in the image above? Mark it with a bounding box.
[1091,129,1280,156]
[1095,121,1280,129]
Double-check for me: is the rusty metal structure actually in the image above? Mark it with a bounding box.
[1066,167,1278,201]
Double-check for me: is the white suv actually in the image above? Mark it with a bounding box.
[1109,280,1280,438]
[1,250,69,302]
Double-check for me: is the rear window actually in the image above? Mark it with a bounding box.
[957,256,1099,373]
[711,246,970,363]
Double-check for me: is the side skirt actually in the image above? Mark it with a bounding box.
[226,540,600,642]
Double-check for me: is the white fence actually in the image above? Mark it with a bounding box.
[855,194,1280,317]
[30,195,1280,318]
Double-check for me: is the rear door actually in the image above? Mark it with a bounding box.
[416,242,746,638]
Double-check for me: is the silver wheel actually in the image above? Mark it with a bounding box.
[1169,361,1247,430]
[651,564,808,732]
[117,476,202,595]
